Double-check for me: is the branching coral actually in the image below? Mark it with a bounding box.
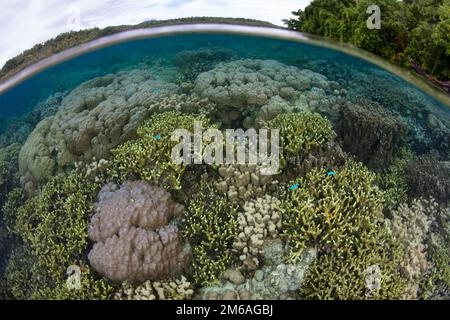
[110,111,217,191]
[181,183,239,286]
[3,173,114,299]
[267,111,335,169]
[88,181,190,283]
[281,160,407,299]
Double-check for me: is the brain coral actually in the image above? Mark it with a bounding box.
[88,181,190,283]
[19,69,180,183]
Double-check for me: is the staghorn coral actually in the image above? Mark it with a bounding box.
[338,99,408,170]
[115,275,194,300]
[282,160,385,262]
[181,182,239,286]
[19,69,180,184]
[233,195,283,271]
[88,181,190,283]
[267,112,336,170]
[110,111,217,191]
[3,173,114,299]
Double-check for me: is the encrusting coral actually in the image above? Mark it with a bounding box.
[88,181,191,283]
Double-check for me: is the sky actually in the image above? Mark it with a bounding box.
[0,0,311,69]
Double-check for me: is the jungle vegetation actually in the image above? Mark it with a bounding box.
[284,0,450,82]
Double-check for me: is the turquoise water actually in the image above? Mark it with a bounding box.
[0,30,449,300]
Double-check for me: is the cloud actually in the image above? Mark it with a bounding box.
[0,0,310,68]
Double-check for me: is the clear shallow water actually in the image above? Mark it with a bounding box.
[0,27,449,300]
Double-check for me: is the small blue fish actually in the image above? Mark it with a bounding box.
[153,134,161,140]
[289,183,300,190]
[327,171,336,176]
[152,88,161,94]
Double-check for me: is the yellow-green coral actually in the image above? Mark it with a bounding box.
[110,111,217,190]
[268,112,334,167]
[377,147,413,210]
[3,173,114,299]
[181,182,238,286]
[282,160,384,262]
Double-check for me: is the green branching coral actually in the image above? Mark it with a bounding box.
[282,160,384,262]
[181,183,238,286]
[282,160,407,299]
[3,173,114,299]
[268,112,334,168]
[110,111,217,191]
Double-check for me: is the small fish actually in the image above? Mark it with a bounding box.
[153,134,161,140]
[327,171,336,176]
[289,183,300,190]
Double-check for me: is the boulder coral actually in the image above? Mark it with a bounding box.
[19,69,180,183]
[88,181,190,283]
[194,59,340,125]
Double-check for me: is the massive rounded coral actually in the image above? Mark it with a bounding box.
[88,181,190,283]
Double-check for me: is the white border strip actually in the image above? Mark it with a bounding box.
[0,24,449,107]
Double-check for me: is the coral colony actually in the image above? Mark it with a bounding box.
[0,36,449,301]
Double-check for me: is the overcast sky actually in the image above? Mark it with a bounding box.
[0,0,311,68]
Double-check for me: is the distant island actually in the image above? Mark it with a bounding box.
[0,17,279,83]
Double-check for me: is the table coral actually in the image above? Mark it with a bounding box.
[88,181,190,283]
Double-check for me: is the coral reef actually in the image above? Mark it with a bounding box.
[19,69,180,184]
[88,181,190,283]
[267,112,337,171]
[181,183,239,286]
[233,195,283,271]
[215,164,278,203]
[386,198,435,299]
[194,59,342,125]
[175,47,234,82]
[405,153,450,205]
[338,99,408,170]
[110,111,217,191]
[2,173,114,299]
[282,160,407,299]
[115,276,194,300]
[198,247,317,300]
